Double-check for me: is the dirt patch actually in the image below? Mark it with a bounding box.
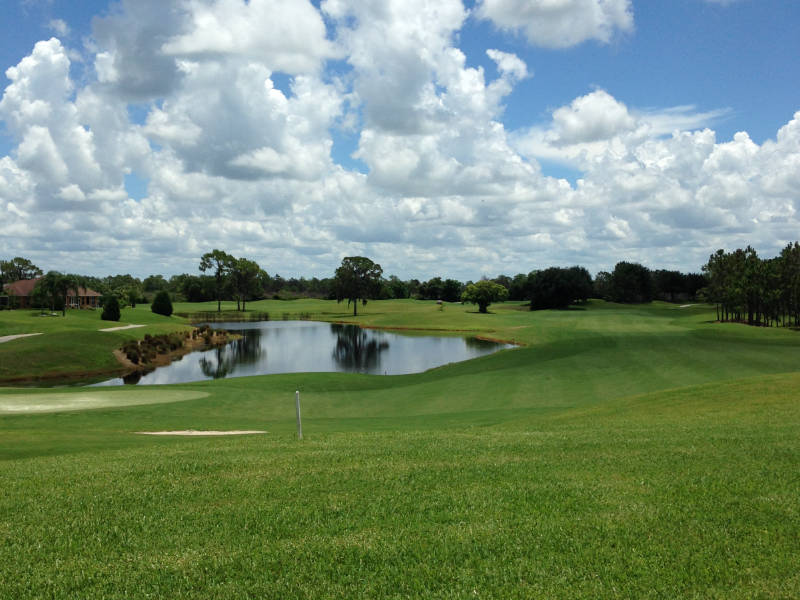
[136,430,266,436]
[113,349,138,370]
[0,333,43,344]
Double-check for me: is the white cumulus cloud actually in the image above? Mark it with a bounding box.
[0,0,798,281]
[476,0,634,48]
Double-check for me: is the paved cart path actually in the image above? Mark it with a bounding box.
[0,333,43,344]
[98,324,145,332]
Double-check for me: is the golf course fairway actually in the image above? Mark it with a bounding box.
[0,299,798,598]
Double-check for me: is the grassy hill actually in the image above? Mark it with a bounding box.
[0,299,798,597]
[0,306,193,383]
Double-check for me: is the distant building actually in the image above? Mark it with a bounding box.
[1,278,101,309]
[67,285,102,309]
[2,278,39,309]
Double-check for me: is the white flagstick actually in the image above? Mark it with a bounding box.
[295,390,302,440]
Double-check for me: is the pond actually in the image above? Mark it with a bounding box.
[93,321,514,386]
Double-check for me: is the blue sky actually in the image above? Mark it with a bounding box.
[6,1,795,152]
[1,0,799,279]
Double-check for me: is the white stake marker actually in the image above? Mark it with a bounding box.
[295,390,302,440]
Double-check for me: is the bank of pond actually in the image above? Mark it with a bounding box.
[94,320,514,386]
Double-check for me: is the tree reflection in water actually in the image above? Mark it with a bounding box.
[199,328,264,379]
[331,324,389,372]
[122,371,144,384]
[464,336,498,350]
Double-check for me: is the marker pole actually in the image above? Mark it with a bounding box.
[295,390,302,440]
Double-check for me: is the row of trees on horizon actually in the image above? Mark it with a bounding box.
[7,243,800,328]
[703,242,800,327]
[2,251,709,313]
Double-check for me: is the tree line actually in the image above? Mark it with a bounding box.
[702,243,800,327]
[1,251,717,315]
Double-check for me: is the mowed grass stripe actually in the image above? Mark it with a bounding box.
[1,300,799,597]
[1,375,797,598]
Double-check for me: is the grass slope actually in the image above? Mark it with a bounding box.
[1,300,799,597]
[0,307,192,383]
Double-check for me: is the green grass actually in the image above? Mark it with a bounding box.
[1,300,799,598]
[0,306,193,383]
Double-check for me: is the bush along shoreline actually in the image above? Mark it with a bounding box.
[116,325,235,372]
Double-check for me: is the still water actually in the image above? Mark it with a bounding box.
[94,321,513,386]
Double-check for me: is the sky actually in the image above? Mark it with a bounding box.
[1,0,799,281]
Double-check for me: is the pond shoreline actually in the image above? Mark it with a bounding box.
[182,310,523,346]
[333,322,522,346]
[94,320,515,386]
[0,328,238,387]
[113,329,238,376]
[1,319,516,387]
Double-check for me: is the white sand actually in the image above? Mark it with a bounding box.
[99,324,145,332]
[678,304,697,308]
[136,430,267,436]
[0,333,43,344]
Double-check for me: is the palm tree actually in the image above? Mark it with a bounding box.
[37,271,68,315]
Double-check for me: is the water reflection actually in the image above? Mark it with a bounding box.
[122,371,144,385]
[331,324,389,372]
[464,336,500,350]
[199,347,234,380]
[199,329,263,379]
[91,321,514,386]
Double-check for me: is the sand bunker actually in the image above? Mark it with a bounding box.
[136,430,266,436]
[0,333,43,344]
[0,390,209,414]
[99,324,145,332]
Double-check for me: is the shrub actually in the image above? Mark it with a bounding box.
[101,295,121,322]
[122,341,141,365]
[151,290,173,317]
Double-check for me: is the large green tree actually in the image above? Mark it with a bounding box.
[608,262,653,303]
[386,275,410,299]
[1,257,42,284]
[142,274,168,292]
[529,266,592,310]
[461,280,509,313]
[333,256,383,316]
[35,271,77,316]
[199,249,235,312]
[230,258,262,311]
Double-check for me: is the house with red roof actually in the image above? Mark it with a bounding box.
[1,278,101,309]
